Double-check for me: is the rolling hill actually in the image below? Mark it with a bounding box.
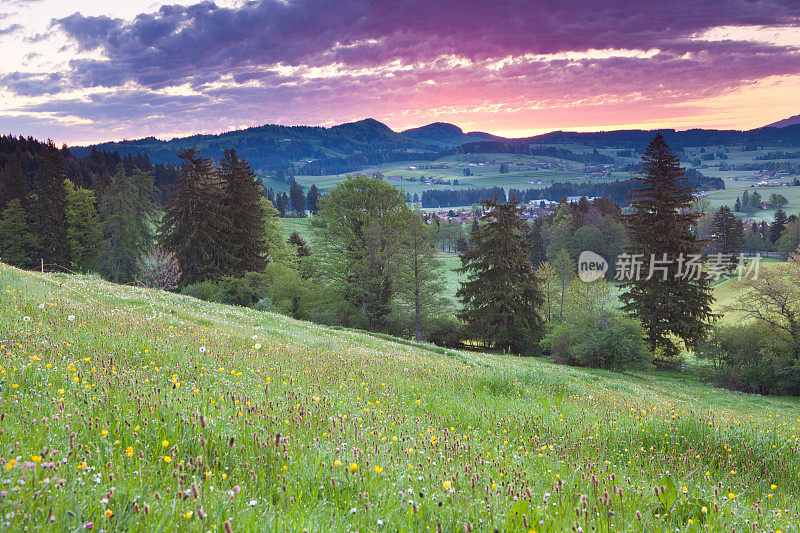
[765,114,800,128]
[401,122,501,147]
[66,120,800,178]
[1,261,799,531]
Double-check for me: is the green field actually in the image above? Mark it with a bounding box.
[292,153,637,200]
[289,145,800,221]
[279,217,316,243]
[2,262,800,531]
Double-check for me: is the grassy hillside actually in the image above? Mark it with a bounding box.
[1,262,799,531]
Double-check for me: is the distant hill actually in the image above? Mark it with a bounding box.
[401,122,502,147]
[526,124,800,148]
[66,119,800,178]
[765,114,800,128]
[70,118,431,175]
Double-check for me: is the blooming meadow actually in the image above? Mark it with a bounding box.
[1,262,799,532]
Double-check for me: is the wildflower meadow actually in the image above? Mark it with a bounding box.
[1,261,799,531]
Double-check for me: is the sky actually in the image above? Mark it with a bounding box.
[1,0,800,145]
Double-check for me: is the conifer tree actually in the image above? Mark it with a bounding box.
[621,133,714,357]
[306,184,320,215]
[0,156,27,211]
[219,148,267,275]
[160,148,233,285]
[287,232,310,257]
[457,195,544,354]
[29,144,69,266]
[0,199,38,268]
[275,193,287,217]
[770,208,788,244]
[711,206,743,256]
[97,166,156,283]
[289,180,305,216]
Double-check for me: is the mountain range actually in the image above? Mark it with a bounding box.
[69,116,800,176]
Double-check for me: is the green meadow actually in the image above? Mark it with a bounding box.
[2,261,799,531]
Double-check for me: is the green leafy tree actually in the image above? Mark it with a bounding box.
[727,251,800,361]
[0,199,39,268]
[535,261,558,323]
[541,278,651,368]
[315,174,410,331]
[621,133,715,358]
[457,195,545,354]
[769,193,788,209]
[545,204,579,263]
[64,180,101,272]
[552,248,575,322]
[261,198,293,265]
[396,211,447,341]
[776,219,800,258]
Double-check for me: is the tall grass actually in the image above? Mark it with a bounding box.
[1,262,799,531]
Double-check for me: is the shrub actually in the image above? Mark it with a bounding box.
[423,316,465,348]
[540,316,651,369]
[697,322,800,395]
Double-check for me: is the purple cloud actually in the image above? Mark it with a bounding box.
[3,0,800,142]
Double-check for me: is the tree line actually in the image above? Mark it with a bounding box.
[420,170,723,208]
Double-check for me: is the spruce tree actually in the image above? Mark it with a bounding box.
[29,144,69,266]
[306,184,320,215]
[770,208,788,244]
[734,196,742,212]
[621,133,714,357]
[275,193,287,217]
[97,167,156,283]
[160,148,233,285]
[0,199,39,268]
[457,195,545,354]
[711,206,743,256]
[287,232,310,257]
[0,156,27,211]
[289,180,305,216]
[219,148,267,275]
